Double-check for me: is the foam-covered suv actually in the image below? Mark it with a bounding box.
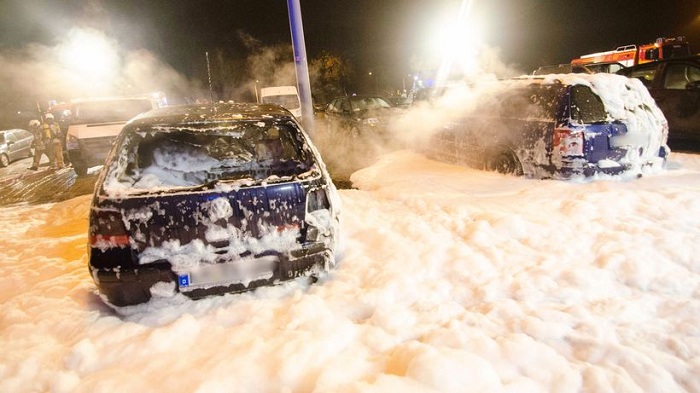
[424,73,669,178]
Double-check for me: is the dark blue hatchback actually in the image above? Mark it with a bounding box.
[88,103,340,307]
[425,74,669,178]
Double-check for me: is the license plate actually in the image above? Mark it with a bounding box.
[178,256,276,291]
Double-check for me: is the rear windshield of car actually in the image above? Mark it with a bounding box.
[569,85,607,124]
[104,120,316,191]
[73,99,154,124]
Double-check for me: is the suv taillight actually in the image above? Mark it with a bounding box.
[553,128,584,156]
[89,209,130,248]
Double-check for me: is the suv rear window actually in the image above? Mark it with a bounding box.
[570,86,607,124]
[73,99,154,124]
[106,121,314,190]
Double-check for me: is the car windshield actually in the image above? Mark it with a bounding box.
[105,120,315,191]
[349,97,392,111]
[625,67,658,88]
[261,94,301,110]
[73,99,154,124]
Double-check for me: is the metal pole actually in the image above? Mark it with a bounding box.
[206,51,214,106]
[254,80,259,103]
[286,0,314,131]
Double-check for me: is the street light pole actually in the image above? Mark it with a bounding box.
[369,71,378,94]
[287,0,314,130]
[254,80,259,103]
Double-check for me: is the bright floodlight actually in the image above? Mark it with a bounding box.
[435,20,482,63]
[429,0,484,84]
[59,28,119,82]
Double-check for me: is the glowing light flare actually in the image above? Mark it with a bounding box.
[427,0,486,86]
[58,28,119,82]
[432,19,484,60]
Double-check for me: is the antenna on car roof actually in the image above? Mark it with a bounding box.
[205,51,215,112]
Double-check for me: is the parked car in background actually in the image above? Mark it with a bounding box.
[65,96,162,176]
[387,95,413,108]
[617,55,700,151]
[0,129,33,167]
[260,86,303,120]
[325,95,402,139]
[88,102,340,307]
[424,74,668,178]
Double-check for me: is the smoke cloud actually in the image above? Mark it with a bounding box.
[0,26,204,127]
[310,47,527,186]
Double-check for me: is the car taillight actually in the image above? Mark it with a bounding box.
[306,188,330,212]
[553,128,584,156]
[304,188,331,243]
[277,223,300,233]
[89,209,130,248]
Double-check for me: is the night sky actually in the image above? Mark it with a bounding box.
[1,0,698,91]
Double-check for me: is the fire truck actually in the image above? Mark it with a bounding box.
[571,37,691,68]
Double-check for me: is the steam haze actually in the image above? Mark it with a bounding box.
[314,48,525,185]
[0,26,204,127]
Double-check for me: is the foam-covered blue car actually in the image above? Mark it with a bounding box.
[425,74,669,178]
[88,103,340,307]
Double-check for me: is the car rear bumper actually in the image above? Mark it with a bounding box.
[90,249,334,307]
[556,156,665,178]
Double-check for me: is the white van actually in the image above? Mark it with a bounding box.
[64,96,161,176]
[260,86,302,120]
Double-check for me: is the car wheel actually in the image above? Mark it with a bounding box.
[486,150,523,176]
[73,164,88,176]
[0,153,9,167]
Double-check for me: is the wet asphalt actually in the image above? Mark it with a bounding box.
[0,156,99,207]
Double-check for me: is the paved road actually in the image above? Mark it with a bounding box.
[0,156,98,207]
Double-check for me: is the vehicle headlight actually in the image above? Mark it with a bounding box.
[362,117,380,125]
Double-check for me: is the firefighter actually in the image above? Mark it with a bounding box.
[27,119,51,170]
[44,113,65,168]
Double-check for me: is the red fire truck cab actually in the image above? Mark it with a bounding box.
[572,37,691,68]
